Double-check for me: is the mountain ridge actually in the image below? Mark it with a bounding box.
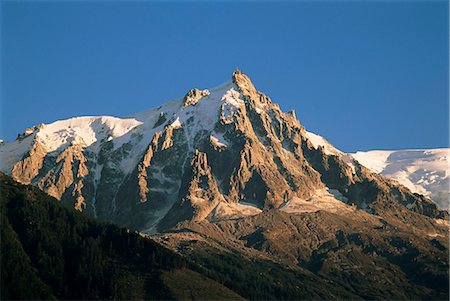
[305,131,449,210]
[0,70,447,233]
[352,148,449,210]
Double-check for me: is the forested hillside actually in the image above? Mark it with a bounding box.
[0,172,242,300]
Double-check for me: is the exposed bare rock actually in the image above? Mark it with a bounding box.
[183,88,210,107]
[220,72,324,209]
[11,141,47,184]
[137,132,162,202]
[161,150,224,229]
[209,135,227,151]
[16,124,45,140]
[35,144,89,214]
[53,147,77,198]
[227,139,292,208]
[286,109,296,119]
[232,69,260,103]
[186,150,225,218]
[112,126,189,231]
[161,126,175,150]
[73,180,86,211]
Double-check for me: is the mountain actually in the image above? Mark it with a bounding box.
[0,172,244,300]
[1,70,448,299]
[352,149,449,210]
[304,132,449,210]
[0,70,446,233]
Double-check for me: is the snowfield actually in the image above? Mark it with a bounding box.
[352,149,449,210]
[304,131,449,210]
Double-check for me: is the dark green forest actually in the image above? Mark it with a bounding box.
[0,173,241,300]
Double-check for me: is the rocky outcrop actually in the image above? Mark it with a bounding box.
[2,70,448,300]
[137,132,162,202]
[25,144,90,212]
[72,180,86,211]
[16,124,45,140]
[160,150,224,229]
[111,125,189,231]
[227,139,292,208]
[183,89,210,107]
[232,70,261,104]
[11,141,47,184]
[161,126,175,150]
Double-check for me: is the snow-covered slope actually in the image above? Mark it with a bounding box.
[352,149,449,210]
[304,131,449,210]
[305,131,342,156]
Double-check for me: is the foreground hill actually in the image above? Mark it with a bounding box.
[158,194,449,300]
[0,173,243,300]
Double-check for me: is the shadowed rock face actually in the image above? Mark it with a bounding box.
[0,71,447,232]
[157,207,449,300]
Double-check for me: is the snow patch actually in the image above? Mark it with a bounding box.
[280,188,354,214]
[36,116,143,152]
[0,134,36,173]
[305,131,342,156]
[220,88,244,124]
[210,134,227,149]
[170,117,182,129]
[211,201,262,221]
[351,150,392,174]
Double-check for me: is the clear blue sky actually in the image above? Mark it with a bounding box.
[1,0,448,152]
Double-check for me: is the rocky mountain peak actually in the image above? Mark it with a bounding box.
[17,124,45,140]
[286,109,297,120]
[232,70,260,102]
[0,71,447,233]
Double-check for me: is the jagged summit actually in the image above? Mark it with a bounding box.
[0,71,447,233]
[232,69,255,92]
